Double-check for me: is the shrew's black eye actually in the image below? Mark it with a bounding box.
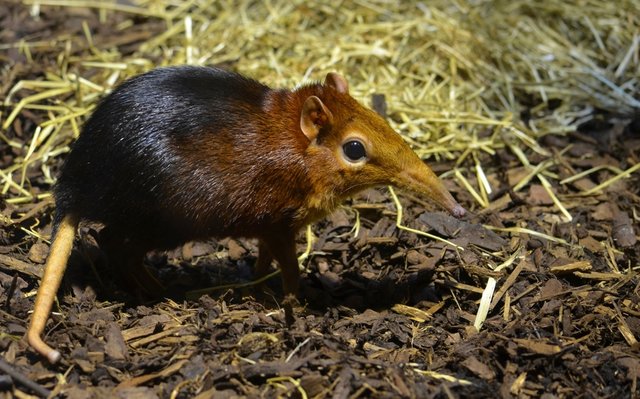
[342,140,367,162]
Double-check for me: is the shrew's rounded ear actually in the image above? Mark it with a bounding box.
[300,95,333,141]
[325,72,349,94]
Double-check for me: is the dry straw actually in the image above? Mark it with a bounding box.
[1,0,638,330]
[2,1,638,206]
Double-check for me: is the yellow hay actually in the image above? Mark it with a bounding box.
[1,1,638,318]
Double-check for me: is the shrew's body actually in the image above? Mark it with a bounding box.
[28,66,465,363]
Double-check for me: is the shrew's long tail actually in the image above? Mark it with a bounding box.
[26,213,79,364]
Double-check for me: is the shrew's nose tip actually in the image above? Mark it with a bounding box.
[450,203,466,218]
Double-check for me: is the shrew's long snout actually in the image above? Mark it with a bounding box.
[393,160,466,218]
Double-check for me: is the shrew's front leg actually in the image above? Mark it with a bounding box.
[261,234,300,324]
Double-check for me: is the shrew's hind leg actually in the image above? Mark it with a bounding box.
[254,240,275,282]
[98,227,165,297]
